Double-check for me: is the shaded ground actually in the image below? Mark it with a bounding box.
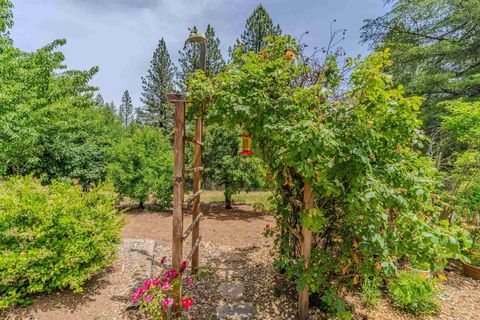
[2,199,480,319]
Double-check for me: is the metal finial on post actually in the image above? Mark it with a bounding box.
[187,25,207,73]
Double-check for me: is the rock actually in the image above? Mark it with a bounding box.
[218,283,245,300]
[216,303,256,319]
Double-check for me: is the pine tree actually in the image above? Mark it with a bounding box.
[140,38,176,134]
[119,90,133,127]
[231,5,281,55]
[94,93,105,108]
[104,101,116,114]
[177,24,225,90]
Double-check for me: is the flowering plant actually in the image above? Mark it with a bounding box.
[131,258,195,319]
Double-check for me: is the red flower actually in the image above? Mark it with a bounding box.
[182,297,193,310]
[180,260,188,272]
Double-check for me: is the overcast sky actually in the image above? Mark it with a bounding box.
[10,0,389,107]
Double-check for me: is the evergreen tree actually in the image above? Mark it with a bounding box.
[119,90,134,127]
[140,38,176,134]
[94,93,105,108]
[105,100,116,115]
[177,24,226,90]
[231,5,281,55]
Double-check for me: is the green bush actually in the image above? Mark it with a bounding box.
[388,271,439,316]
[108,125,173,209]
[361,276,381,307]
[0,176,123,308]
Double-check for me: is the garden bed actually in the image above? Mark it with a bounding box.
[2,202,479,319]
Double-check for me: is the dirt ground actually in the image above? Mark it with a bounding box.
[2,201,480,320]
[121,203,275,248]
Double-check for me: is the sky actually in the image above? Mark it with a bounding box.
[10,0,389,107]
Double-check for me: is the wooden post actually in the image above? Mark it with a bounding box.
[168,93,186,314]
[191,118,203,274]
[298,183,314,320]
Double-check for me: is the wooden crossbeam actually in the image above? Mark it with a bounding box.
[186,236,202,263]
[184,136,204,146]
[182,212,204,240]
[184,190,203,206]
[185,166,204,173]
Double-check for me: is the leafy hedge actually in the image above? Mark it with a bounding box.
[0,176,123,308]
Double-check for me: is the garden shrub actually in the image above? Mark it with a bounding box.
[0,176,123,308]
[388,271,439,316]
[187,35,464,316]
[361,276,381,307]
[107,125,173,209]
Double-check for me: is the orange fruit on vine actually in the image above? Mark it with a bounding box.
[285,50,294,60]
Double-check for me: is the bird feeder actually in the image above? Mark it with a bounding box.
[240,133,253,156]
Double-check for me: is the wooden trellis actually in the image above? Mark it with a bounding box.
[167,92,204,312]
[167,26,314,319]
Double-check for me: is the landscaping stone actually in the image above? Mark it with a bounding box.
[216,303,256,319]
[218,283,245,300]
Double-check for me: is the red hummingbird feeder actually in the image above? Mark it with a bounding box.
[240,133,253,156]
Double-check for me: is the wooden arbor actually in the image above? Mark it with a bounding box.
[167,26,314,320]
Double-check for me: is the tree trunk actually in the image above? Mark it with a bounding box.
[225,191,233,209]
[139,200,145,210]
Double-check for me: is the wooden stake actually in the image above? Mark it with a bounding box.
[298,183,314,320]
[170,95,185,313]
[191,118,203,274]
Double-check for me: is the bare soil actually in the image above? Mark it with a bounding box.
[2,202,479,320]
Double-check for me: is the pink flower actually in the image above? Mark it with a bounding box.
[162,281,171,291]
[160,256,167,264]
[180,260,188,272]
[131,294,139,303]
[144,295,153,303]
[185,277,195,286]
[151,278,160,286]
[162,297,174,308]
[163,268,179,280]
[135,287,145,296]
[182,297,193,310]
[143,279,152,290]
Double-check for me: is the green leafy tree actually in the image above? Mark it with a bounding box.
[107,125,173,209]
[361,0,480,129]
[441,100,480,221]
[361,0,480,227]
[0,37,122,187]
[177,24,225,90]
[203,126,265,209]
[119,90,134,127]
[139,38,176,134]
[231,4,281,54]
[0,0,13,36]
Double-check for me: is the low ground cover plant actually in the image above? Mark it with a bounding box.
[388,271,439,316]
[0,176,123,308]
[360,276,381,307]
